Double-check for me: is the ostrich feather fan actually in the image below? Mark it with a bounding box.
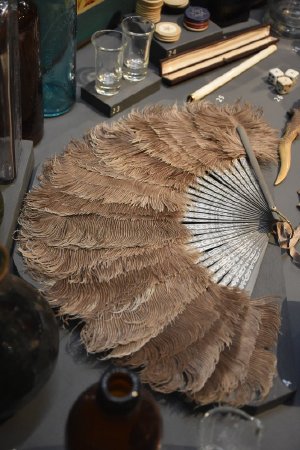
[18,101,281,406]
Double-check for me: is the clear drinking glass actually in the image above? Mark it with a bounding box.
[266,0,300,38]
[199,406,263,450]
[121,15,155,82]
[91,30,124,96]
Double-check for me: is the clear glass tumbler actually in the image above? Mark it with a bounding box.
[33,0,77,117]
[199,406,263,450]
[121,15,155,82]
[91,30,124,96]
[266,0,300,38]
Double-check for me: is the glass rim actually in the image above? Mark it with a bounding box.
[91,29,124,51]
[202,406,263,429]
[121,15,155,36]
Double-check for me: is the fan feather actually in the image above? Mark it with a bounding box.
[18,100,280,406]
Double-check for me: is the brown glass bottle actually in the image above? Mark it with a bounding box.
[66,367,162,450]
[18,0,43,145]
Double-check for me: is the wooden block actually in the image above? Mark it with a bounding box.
[150,14,223,64]
[81,71,161,117]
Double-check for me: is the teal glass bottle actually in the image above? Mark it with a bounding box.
[32,0,77,117]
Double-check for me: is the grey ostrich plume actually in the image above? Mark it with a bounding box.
[18,101,281,406]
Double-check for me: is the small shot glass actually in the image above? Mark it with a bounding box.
[91,30,124,96]
[121,16,155,82]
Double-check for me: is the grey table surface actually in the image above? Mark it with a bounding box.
[1,25,300,450]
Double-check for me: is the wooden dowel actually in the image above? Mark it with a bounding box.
[187,44,277,102]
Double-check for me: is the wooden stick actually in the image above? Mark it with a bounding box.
[187,44,277,102]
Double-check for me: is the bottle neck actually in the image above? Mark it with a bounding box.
[97,367,141,415]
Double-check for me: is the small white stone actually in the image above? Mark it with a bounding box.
[268,67,284,85]
[276,75,294,94]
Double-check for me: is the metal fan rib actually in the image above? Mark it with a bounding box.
[183,157,273,291]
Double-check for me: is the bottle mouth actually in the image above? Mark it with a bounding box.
[98,367,141,412]
[107,372,137,398]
